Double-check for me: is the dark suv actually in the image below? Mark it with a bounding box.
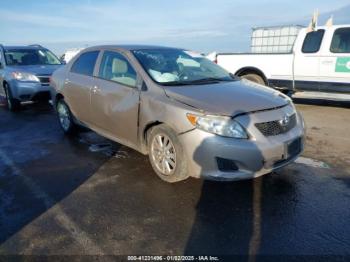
[0,44,62,111]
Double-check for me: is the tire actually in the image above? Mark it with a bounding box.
[56,99,78,135]
[4,83,21,111]
[281,90,294,97]
[147,124,189,183]
[240,73,266,85]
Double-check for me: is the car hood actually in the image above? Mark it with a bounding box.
[7,65,62,76]
[164,79,290,117]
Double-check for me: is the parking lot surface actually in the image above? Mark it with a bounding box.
[0,98,350,259]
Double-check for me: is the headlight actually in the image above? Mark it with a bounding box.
[297,111,306,131]
[187,113,248,139]
[12,72,40,82]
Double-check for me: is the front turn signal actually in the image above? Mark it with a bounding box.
[186,114,198,126]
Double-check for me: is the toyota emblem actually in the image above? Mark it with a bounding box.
[279,115,290,127]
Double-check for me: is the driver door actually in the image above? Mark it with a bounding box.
[91,50,140,147]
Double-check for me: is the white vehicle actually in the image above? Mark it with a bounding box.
[210,24,350,94]
[60,48,85,63]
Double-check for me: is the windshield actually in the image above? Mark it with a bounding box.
[132,49,235,85]
[4,49,61,66]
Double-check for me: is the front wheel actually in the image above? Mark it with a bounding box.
[4,84,21,111]
[240,73,266,86]
[56,99,77,135]
[148,124,189,183]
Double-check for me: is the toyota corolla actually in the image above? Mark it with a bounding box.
[51,45,305,182]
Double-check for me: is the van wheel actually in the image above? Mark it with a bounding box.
[4,84,21,111]
[241,74,266,85]
[148,124,189,183]
[281,90,294,97]
[56,99,77,135]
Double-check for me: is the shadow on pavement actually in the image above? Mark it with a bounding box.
[184,175,296,258]
[0,104,112,245]
[293,97,350,108]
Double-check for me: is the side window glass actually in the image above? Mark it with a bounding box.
[98,51,137,87]
[331,28,350,53]
[302,29,325,53]
[71,51,99,76]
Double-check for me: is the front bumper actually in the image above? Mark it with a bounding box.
[178,111,305,181]
[9,80,52,101]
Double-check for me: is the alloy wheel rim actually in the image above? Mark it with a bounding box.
[151,133,176,176]
[57,103,71,131]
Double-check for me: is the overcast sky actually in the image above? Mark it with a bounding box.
[1,0,349,55]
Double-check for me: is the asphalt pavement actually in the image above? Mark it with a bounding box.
[0,98,349,261]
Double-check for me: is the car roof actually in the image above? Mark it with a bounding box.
[83,44,184,52]
[3,45,46,51]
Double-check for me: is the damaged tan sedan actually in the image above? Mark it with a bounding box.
[51,45,305,182]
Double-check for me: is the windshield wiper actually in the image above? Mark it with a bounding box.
[183,77,234,85]
[161,77,234,86]
[161,81,193,86]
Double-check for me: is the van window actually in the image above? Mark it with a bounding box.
[302,29,325,53]
[98,51,137,87]
[71,51,99,76]
[330,28,350,53]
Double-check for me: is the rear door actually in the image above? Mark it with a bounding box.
[319,27,350,93]
[293,29,325,91]
[91,50,140,147]
[64,50,99,123]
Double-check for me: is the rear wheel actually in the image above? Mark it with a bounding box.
[4,83,21,111]
[56,99,77,135]
[148,124,188,183]
[240,73,266,85]
[281,90,294,97]
[241,73,294,97]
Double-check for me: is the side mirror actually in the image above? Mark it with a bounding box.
[141,81,148,91]
[60,59,66,65]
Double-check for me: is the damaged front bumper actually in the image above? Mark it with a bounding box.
[178,113,305,181]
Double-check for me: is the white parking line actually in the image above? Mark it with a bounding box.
[295,156,330,169]
[0,149,106,255]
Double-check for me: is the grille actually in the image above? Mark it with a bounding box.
[216,157,239,172]
[255,113,296,136]
[37,75,50,86]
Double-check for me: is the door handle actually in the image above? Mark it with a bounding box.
[92,86,101,93]
[64,79,70,84]
[321,60,333,65]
